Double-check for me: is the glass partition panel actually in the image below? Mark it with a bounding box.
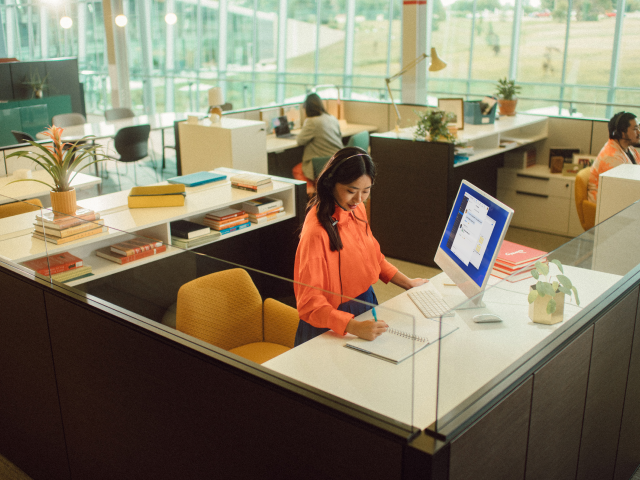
[0,189,436,437]
[433,200,640,435]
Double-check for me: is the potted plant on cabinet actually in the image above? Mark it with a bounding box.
[23,71,49,98]
[495,77,521,116]
[6,126,110,216]
[527,259,580,324]
[414,109,456,143]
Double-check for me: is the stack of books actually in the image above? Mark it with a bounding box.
[491,240,548,283]
[96,237,166,265]
[230,174,273,192]
[33,208,107,245]
[21,251,93,283]
[170,219,220,249]
[241,197,284,223]
[247,205,285,224]
[128,184,186,208]
[203,207,251,234]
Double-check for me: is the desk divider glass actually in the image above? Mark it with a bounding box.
[433,199,640,437]
[0,193,431,438]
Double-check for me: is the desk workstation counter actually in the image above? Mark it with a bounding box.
[1,167,640,479]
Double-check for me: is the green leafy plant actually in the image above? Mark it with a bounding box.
[6,125,110,192]
[528,259,580,314]
[495,77,521,100]
[414,109,456,143]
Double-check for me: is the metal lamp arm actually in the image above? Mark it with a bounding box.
[385,53,429,127]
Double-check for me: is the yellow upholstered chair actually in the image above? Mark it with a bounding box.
[0,198,43,219]
[575,167,596,231]
[176,268,299,364]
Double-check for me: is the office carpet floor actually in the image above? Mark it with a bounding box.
[3,133,639,479]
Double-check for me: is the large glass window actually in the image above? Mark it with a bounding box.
[1,0,637,119]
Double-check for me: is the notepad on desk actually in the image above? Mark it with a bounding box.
[344,310,457,364]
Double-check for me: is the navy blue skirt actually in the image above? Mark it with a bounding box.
[294,285,378,347]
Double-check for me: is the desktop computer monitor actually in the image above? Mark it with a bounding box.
[434,180,514,305]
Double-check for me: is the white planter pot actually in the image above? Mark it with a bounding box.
[528,286,565,325]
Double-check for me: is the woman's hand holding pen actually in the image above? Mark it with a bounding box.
[346,318,388,341]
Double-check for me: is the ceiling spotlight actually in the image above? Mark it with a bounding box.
[115,14,128,27]
[60,16,73,29]
[165,13,177,25]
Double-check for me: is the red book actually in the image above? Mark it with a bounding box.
[494,240,547,268]
[96,245,167,264]
[21,251,83,276]
[110,237,163,256]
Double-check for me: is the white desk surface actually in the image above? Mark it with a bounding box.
[0,170,101,205]
[377,114,548,167]
[266,122,378,153]
[36,112,200,142]
[596,164,640,224]
[263,266,621,430]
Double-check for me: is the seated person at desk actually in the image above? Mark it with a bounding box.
[292,93,343,195]
[293,147,427,346]
[588,111,640,203]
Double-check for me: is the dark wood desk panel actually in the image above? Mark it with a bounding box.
[370,134,504,267]
[370,135,454,267]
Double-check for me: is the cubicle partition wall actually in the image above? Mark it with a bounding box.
[2,183,640,479]
[0,190,428,480]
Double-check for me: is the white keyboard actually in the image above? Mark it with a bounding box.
[408,288,455,319]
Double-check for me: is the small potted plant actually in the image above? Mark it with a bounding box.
[23,71,49,99]
[495,77,521,116]
[527,259,580,324]
[6,126,110,216]
[414,109,456,143]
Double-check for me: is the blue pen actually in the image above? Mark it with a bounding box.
[372,307,377,322]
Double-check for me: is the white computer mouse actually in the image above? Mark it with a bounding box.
[473,314,503,323]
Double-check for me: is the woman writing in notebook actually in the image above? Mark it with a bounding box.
[293,147,428,346]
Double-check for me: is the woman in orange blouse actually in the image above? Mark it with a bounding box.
[293,147,428,346]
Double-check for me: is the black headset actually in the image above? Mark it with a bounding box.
[611,111,629,139]
[322,151,372,189]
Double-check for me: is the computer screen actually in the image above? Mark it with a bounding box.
[434,180,513,301]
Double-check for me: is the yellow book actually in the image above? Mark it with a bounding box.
[128,184,186,208]
[128,195,185,208]
[129,184,185,196]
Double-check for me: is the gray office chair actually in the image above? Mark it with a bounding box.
[52,113,86,127]
[105,108,135,121]
[11,130,35,144]
[113,124,159,190]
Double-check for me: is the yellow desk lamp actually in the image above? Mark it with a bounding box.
[385,47,447,133]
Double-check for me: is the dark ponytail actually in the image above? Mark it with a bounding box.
[309,146,376,251]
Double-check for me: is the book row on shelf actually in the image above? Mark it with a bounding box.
[20,195,287,281]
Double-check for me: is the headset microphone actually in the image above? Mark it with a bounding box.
[331,217,338,227]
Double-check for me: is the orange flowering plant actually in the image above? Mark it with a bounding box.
[6,125,110,192]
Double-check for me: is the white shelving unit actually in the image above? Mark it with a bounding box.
[0,169,298,286]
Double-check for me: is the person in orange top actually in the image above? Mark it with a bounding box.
[587,111,640,203]
[293,146,428,346]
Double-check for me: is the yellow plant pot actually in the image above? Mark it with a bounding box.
[498,99,518,116]
[50,188,77,216]
[528,286,565,325]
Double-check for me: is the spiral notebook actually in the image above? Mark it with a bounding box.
[345,312,457,364]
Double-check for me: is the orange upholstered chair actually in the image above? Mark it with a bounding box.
[176,268,299,364]
[575,167,596,231]
[0,198,43,219]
